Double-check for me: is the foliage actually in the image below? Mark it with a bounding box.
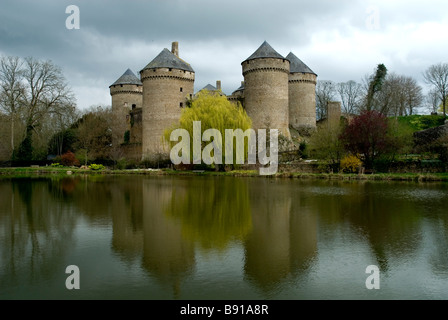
[163,91,252,169]
[308,121,345,166]
[299,141,308,159]
[51,163,63,168]
[340,110,393,169]
[340,154,362,173]
[387,118,415,157]
[88,163,105,171]
[0,55,77,162]
[14,127,33,161]
[48,128,78,156]
[60,151,80,167]
[74,107,111,165]
[396,115,445,132]
[366,63,388,111]
[123,130,130,144]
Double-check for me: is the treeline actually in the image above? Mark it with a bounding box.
[316,63,448,120]
[0,55,126,166]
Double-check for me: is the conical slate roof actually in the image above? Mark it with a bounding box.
[201,84,217,91]
[286,52,316,75]
[142,48,194,72]
[110,69,142,87]
[232,82,245,93]
[243,41,286,63]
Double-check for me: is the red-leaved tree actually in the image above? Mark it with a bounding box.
[340,110,392,169]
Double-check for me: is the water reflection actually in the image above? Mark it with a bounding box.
[244,179,317,292]
[0,178,77,291]
[141,178,195,298]
[1,176,448,299]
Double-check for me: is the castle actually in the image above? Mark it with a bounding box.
[109,41,317,161]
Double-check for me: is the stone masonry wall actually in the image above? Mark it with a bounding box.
[242,58,291,138]
[289,73,317,131]
[140,67,194,160]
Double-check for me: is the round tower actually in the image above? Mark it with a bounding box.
[110,68,143,112]
[286,52,317,132]
[140,42,195,161]
[242,41,290,138]
[109,68,143,144]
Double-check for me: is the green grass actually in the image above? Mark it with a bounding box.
[395,114,446,132]
[1,166,447,182]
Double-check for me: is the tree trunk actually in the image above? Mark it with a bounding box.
[10,115,14,157]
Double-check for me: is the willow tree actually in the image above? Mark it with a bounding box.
[163,90,252,170]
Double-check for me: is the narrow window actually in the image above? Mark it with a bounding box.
[180,87,183,92]
[180,102,183,108]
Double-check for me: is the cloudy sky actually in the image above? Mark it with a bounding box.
[1,0,447,111]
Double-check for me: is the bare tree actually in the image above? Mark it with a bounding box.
[423,63,448,118]
[1,56,76,160]
[336,80,363,116]
[426,88,441,114]
[22,57,75,133]
[402,76,423,116]
[47,103,80,156]
[316,80,336,120]
[375,73,423,116]
[0,56,25,156]
[75,106,111,165]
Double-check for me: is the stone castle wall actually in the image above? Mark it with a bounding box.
[289,73,317,131]
[327,101,342,124]
[242,58,291,138]
[140,67,194,160]
[110,84,143,111]
[129,107,143,145]
[110,84,143,146]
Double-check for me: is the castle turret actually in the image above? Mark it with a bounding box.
[140,42,195,160]
[286,52,317,132]
[228,81,245,105]
[242,41,291,138]
[109,68,143,144]
[110,68,143,111]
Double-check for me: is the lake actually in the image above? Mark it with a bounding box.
[1,174,447,300]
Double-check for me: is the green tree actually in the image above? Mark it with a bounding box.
[163,91,252,170]
[340,110,393,169]
[75,106,111,166]
[308,120,345,170]
[365,64,388,111]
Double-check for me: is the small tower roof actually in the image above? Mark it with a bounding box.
[142,48,194,72]
[201,84,217,91]
[110,68,142,87]
[243,41,286,63]
[286,52,316,75]
[232,81,245,94]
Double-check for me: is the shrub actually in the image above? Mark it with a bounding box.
[51,163,64,168]
[89,163,105,171]
[123,130,130,144]
[340,154,362,173]
[60,151,80,167]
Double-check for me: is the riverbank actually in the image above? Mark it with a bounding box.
[1,167,448,182]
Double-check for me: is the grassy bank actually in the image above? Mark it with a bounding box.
[1,166,448,182]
